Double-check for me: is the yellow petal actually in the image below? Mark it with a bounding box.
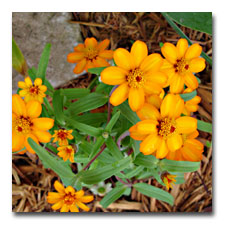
[140,134,160,155]
[79,196,94,203]
[65,186,75,195]
[143,81,162,95]
[176,38,188,59]
[167,133,183,152]
[12,94,27,117]
[26,100,42,118]
[32,129,52,143]
[24,134,38,154]
[109,83,129,106]
[128,87,145,111]
[98,50,113,59]
[73,58,87,74]
[145,71,168,85]
[189,57,206,73]
[97,39,110,51]
[39,85,47,92]
[60,204,69,212]
[184,72,199,90]
[93,56,110,67]
[145,94,163,109]
[84,37,98,48]
[67,52,85,63]
[185,43,202,60]
[156,138,169,159]
[114,48,135,71]
[129,125,148,141]
[75,190,85,199]
[187,130,199,139]
[18,81,27,89]
[32,118,54,131]
[54,180,65,193]
[136,103,161,120]
[70,204,79,212]
[136,119,158,134]
[161,43,178,64]
[169,74,185,94]
[51,201,64,210]
[176,116,197,134]
[140,53,163,73]
[34,78,42,86]
[47,193,64,203]
[19,89,28,97]
[76,201,90,212]
[131,40,148,68]
[24,76,33,87]
[12,132,25,152]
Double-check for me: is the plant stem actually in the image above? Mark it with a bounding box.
[161,12,212,66]
[115,176,132,188]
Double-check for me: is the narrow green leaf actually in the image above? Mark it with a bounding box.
[88,66,107,75]
[105,111,120,132]
[79,157,131,184]
[160,159,200,173]
[126,166,144,179]
[60,88,90,99]
[89,136,105,159]
[131,139,141,158]
[134,183,174,206]
[134,153,159,169]
[36,43,51,82]
[171,172,185,184]
[180,90,197,101]
[105,136,123,161]
[100,185,126,208]
[150,169,165,186]
[52,90,65,125]
[197,120,212,133]
[74,113,107,127]
[67,93,108,115]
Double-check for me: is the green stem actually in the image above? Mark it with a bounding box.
[161,12,212,66]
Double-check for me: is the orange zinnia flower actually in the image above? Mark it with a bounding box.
[57,145,75,163]
[182,88,201,116]
[67,37,113,74]
[12,94,54,154]
[18,77,47,103]
[160,38,206,93]
[129,94,198,159]
[166,130,204,162]
[162,174,176,190]
[47,180,94,212]
[101,40,167,111]
[52,129,73,146]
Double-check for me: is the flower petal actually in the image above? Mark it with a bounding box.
[67,52,85,63]
[185,43,202,60]
[189,57,206,73]
[51,201,64,210]
[143,81,162,95]
[145,71,168,85]
[140,53,163,73]
[129,125,148,141]
[84,37,98,48]
[101,66,127,85]
[128,87,145,111]
[93,56,110,67]
[136,103,161,120]
[167,133,183,152]
[76,201,90,212]
[176,38,188,59]
[131,40,148,68]
[54,180,65,193]
[26,100,42,118]
[18,89,28,97]
[12,94,27,117]
[109,83,129,106]
[79,196,94,203]
[114,48,135,71]
[24,76,33,87]
[34,78,42,86]
[98,50,113,59]
[74,43,85,51]
[161,43,178,64]
[73,58,87,74]
[136,119,158,134]
[70,204,79,212]
[145,94,163,109]
[75,190,85,199]
[184,72,199,90]
[156,138,169,159]
[176,116,197,134]
[24,134,39,154]
[140,134,160,155]
[12,132,24,152]
[18,81,27,89]
[169,74,185,94]
[60,204,69,212]
[97,39,110,51]
[32,129,52,143]
[32,118,54,131]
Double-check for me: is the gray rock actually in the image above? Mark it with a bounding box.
[12,12,83,93]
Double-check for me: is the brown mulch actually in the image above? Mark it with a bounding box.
[12,12,212,212]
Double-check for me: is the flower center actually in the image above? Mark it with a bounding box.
[126,68,145,88]
[174,58,189,74]
[64,193,76,205]
[84,48,99,60]
[57,131,68,140]
[157,118,176,138]
[97,187,106,194]
[29,85,39,95]
[14,116,33,134]
[66,147,72,154]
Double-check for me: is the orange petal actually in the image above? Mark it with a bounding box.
[75,190,85,199]
[12,94,27,117]
[98,50,114,59]
[184,72,199,90]
[26,100,42,119]
[51,201,64,210]
[84,37,98,48]
[145,71,168,85]
[176,116,197,134]
[24,76,33,87]
[54,180,65,193]
[74,43,85,51]
[73,58,87,74]
[187,130,199,139]
[67,52,85,63]
[12,132,25,152]
[79,196,94,203]
[24,134,39,154]
[114,48,135,71]
[70,204,79,212]
[93,56,110,67]
[32,118,54,131]
[140,53,163,73]
[76,201,90,212]
[131,40,148,68]
[156,138,169,159]
[32,129,52,143]
[140,134,160,155]
[189,57,206,73]
[97,39,110,51]
[128,87,145,112]
[136,103,161,120]
[167,133,183,152]
[136,119,158,134]
[34,78,42,86]
[129,124,148,141]
[169,74,185,94]
[145,94,163,109]
[60,204,70,212]
[143,81,162,95]
[110,83,129,106]
[161,43,178,64]
[176,38,188,59]
[185,43,202,60]
[18,81,27,89]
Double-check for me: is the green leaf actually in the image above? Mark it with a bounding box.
[166,12,212,35]
[67,93,108,115]
[197,119,212,133]
[36,43,51,82]
[105,136,123,161]
[89,136,105,159]
[52,90,65,125]
[74,113,107,127]
[65,117,102,137]
[105,111,120,132]
[171,172,185,184]
[12,37,28,76]
[159,159,200,173]
[60,88,90,99]
[118,101,140,124]
[100,185,127,208]
[180,90,197,101]
[88,66,107,75]
[150,169,165,186]
[134,153,159,169]
[79,157,131,184]
[125,166,144,179]
[131,139,141,158]
[28,138,76,186]
[133,183,174,206]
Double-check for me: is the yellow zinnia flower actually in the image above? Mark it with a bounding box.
[47,180,94,212]
[12,94,54,154]
[182,88,201,116]
[160,38,206,93]
[162,174,176,190]
[166,130,204,162]
[129,94,198,159]
[67,37,113,74]
[18,77,47,103]
[57,145,75,163]
[101,40,167,111]
[52,129,73,146]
